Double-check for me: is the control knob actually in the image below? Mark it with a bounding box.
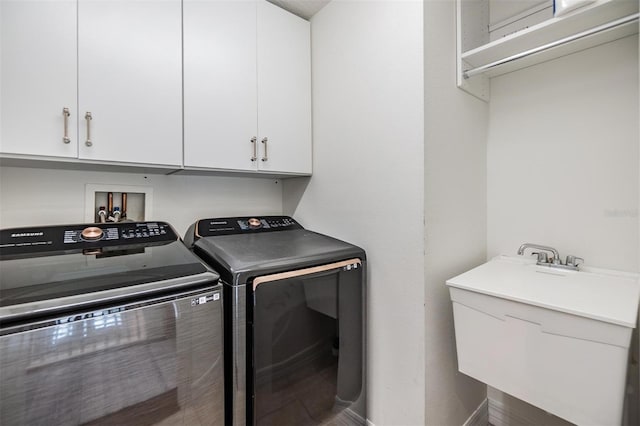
[247,218,262,229]
[81,226,103,241]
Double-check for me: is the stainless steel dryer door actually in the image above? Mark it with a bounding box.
[0,285,224,426]
[250,259,365,426]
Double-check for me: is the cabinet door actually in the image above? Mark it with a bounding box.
[0,0,77,158]
[183,0,258,171]
[256,1,312,174]
[78,0,182,166]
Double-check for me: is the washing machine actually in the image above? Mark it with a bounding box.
[184,216,366,426]
[0,221,224,425]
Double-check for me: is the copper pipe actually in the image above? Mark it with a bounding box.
[107,192,113,214]
[121,193,128,218]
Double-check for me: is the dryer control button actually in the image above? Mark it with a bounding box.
[248,218,262,229]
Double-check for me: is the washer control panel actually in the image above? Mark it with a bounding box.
[196,216,303,237]
[63,222,172,244]
[1,222,177,256]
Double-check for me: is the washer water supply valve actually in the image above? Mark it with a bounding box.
[112,207,121,223]
[97,206,107,223]
[96,192,129,223]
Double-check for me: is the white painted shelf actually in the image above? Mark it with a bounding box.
[457,0,639,101]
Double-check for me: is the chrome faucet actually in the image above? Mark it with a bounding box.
[517,243,583,271]
[517,243,561,264]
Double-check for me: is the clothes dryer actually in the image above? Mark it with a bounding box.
[184,216,366,426]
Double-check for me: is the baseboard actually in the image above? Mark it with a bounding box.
[488,397,543,426]
[464,398,489,426]
[364,400,488,426]
[338,407,367,425]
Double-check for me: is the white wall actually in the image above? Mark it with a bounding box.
[283,0,425,424]
[424,0,489,424]
[487,36,639,271]
[0,166,283,234]
[486,35,639,425]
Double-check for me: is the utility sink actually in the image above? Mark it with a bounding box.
[447,255,640,426]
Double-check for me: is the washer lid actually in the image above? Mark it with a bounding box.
[192,228,365,285]
[0,222,216,319]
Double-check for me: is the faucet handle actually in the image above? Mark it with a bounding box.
[566,255,584,268]
[532,252,549,264]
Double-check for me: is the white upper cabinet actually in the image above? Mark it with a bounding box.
[183,0,258,171]
[1,0,182,167]
[2,0,310,174]
[78,0,182,166]
[256,0,312,175]
[1,0,78,158]
[184,0,312,175]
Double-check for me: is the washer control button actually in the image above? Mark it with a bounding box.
[81,226,103,241]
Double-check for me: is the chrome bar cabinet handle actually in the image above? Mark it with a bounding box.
[250,136,257,162]
[261,137,268,162]
[85,112,93,147]
[62,107,71,144]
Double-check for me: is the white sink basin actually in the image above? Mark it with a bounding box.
[446,255,640,426]
[448,255,640,327]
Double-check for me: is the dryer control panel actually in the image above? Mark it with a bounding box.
[195,216,303,237]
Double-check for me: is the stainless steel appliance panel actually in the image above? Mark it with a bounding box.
[250,259,364,426]
[226,282,248,426]
[0,286,224,426]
